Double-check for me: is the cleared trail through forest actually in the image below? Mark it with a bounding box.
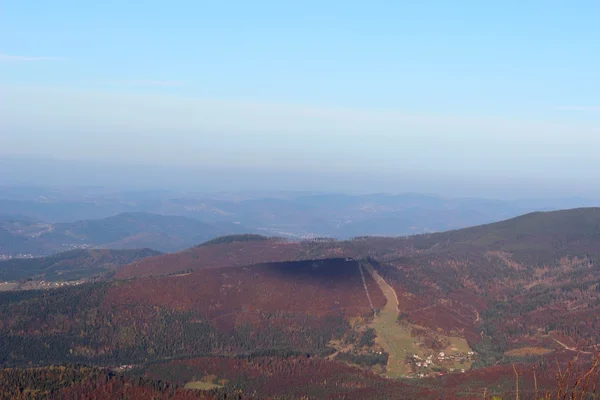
[361,261,409,378]
[360,262,477,379]
[363,263,399,312]
[357,262,375,313]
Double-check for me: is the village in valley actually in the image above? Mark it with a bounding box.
[0,279,86,291]
[407,350,477,378]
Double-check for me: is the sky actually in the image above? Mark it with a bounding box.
[1,1,600,197]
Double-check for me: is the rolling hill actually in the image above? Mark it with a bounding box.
[0,248,161,282]
[115,208,600,361]
[1,208,600,398]
[3,185,598,240]
[115,234,308,278]
[353,208,600,362]
[0,212,236,256]
[113,208,600,358]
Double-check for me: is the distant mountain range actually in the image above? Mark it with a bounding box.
[1,187,599,244]
[0,212,245,256]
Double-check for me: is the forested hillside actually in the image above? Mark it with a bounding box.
[0,259,383,368]
[0,248,161,281]
[2,209,600,398]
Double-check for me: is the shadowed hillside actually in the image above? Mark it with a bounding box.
[110,258,384,317]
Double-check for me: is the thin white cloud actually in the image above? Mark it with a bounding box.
[555,105,600,112]
[0,54,67,62]
[117,80,184,87]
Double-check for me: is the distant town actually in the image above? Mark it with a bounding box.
[0,279,86,291]
[0,244,91,260]
[0,253,35,260]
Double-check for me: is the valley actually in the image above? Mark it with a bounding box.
[1,208,600,398]
[0,248,161,283]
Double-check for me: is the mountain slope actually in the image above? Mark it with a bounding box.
[0,248,161,282]
[116,236,307,278]
[0,258,384,367]
[356,208,600,361]
[410,207,600,256]
[113,208,600,364]
[2,208,600,398]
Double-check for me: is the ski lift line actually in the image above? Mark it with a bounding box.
[358,262,375,313]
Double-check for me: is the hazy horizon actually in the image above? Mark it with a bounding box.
[2,155,600,200]
[2,1,600,199]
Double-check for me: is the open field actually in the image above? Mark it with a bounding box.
[505,346,554,357]
[0,282,18,291]
[183,381,222,390]
[364,262,474,378]
[364,262,412,377]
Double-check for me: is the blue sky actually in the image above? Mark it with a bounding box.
[1,1,600,196]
